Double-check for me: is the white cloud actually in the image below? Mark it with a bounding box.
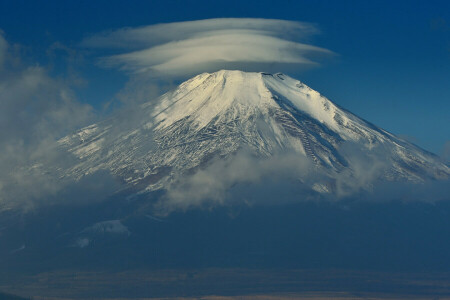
[156,150,320,214]
[75,238,90,248]
[73,220,130,248]
[84,220,130,235]
[82,18,334,78]
[82,18,319,48]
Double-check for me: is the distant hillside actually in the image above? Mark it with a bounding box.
[0,291,30,300]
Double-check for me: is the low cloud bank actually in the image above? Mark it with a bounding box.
[82,18,334,78]
[156,145,449,214]
[159,151,316,212]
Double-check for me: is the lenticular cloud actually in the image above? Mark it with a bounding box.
[82,18,334,78]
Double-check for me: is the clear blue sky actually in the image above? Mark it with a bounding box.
[1,0,449,154]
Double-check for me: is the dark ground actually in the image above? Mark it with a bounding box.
[1,198,450,299]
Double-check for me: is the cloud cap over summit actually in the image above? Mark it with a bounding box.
[82,18,334,78]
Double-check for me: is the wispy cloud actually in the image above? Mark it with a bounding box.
[82,18,334,78]
[0,32,119,211]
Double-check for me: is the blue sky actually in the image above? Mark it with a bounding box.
[0,0,449,154]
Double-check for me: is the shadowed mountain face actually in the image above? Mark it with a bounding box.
[2,199,450,273]
[0,291,29,300]
[2,199,450,299]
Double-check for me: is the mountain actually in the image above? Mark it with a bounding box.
[2,71,450,294]
[58,70,449,197]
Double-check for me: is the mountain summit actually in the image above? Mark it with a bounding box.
[59,70,449,196]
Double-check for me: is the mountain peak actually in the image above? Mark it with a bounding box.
[152,69,332,132]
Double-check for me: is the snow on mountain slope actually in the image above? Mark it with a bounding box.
[58,70,449,195]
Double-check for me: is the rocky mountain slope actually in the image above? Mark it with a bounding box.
[58,70,449,195]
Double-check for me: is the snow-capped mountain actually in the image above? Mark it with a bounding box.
[59,70,449,195]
